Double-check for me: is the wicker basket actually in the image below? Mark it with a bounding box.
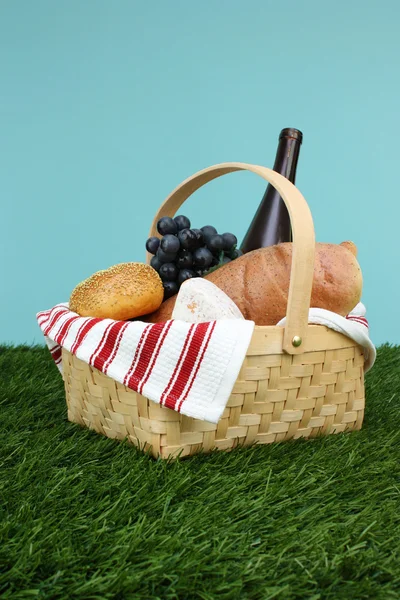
[62,163,365,459]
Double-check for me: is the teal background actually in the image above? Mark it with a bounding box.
[1,0,399,346]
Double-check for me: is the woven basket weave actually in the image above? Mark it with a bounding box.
[62,163,366,459]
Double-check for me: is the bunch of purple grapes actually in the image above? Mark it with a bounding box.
[146,215,242,300]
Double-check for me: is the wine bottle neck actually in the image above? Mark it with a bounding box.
[273,136,301,184]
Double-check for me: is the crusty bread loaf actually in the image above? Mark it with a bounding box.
[144,241,362,325]
[70,262,164,320]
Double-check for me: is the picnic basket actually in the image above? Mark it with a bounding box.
[62,163,366,459]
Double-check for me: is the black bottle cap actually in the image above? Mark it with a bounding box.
[279,128,303,144]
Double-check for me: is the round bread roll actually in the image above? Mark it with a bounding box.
[70,262,164,320]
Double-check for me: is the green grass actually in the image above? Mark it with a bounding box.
[0,345,399,600]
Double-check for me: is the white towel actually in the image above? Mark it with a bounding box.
[276,302,376,372]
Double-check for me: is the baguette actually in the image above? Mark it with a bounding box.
[144,241,362,325]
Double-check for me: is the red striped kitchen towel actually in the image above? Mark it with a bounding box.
[36,304,255,423]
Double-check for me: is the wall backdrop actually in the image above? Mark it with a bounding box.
[1,0,399,347]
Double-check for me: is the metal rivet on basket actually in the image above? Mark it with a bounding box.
[292,336,302,347]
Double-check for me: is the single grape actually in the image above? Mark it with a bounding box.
[157,216,178,236]
[146,236,160,255]
[178,268,196,284]
[222,256,231,265]
[201,226,218,244]
[174,215,191,230]
[163,281,179,299]
[159,262,178,281]
[221,232,238,251]
[150,255,162,272]
[157,247,177,263]
[178,228,197,250]
[200,225,218,237]
[207,234,224,253]
[193,247,213,268]
[176,249,193,269]
[160,234,180,254]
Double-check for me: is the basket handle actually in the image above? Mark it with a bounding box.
[146,162,315,355]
